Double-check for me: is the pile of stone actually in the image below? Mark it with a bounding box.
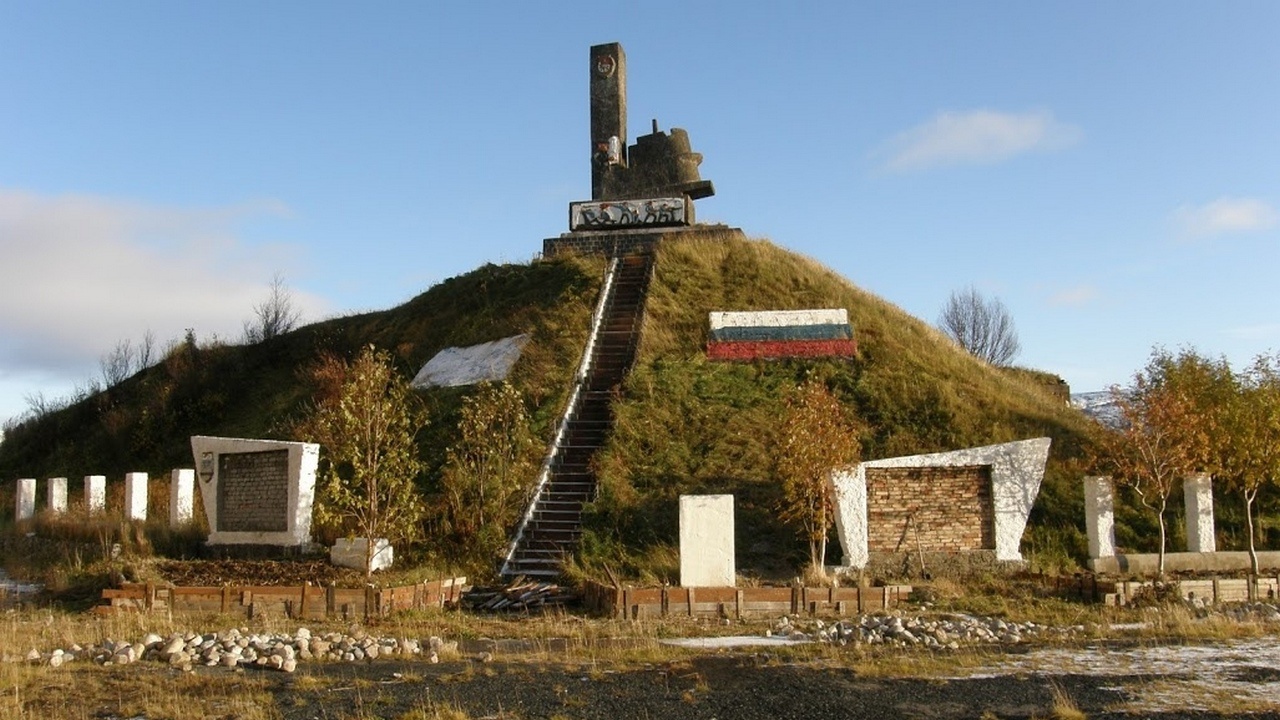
[11,627,458,673]
[1186,599,1280,622]
[767,613,1081,649]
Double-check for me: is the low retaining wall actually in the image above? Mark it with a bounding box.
[1089,551,1280,575]
[583,581,912,620]
[96,576,467,620]
[1106,575,1280,606]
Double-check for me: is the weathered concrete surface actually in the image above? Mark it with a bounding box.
[84,475,105,515]
[411,335,528,389]
[15,478,35,521]
[46,477,68,515]
[170,468,195,527]
[1083,475,1115,559]
[679,495,735,587]
[190,436,319,548]
[832,438,1051,569]
[124,472,148,521]
[1184,473,1216,553]
[331,538,394,572]
[1089,550,1280,574]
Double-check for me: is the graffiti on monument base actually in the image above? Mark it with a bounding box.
[570,197,690,231]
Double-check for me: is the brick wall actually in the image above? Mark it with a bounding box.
[865,465,993,553]
[217,449,290,532]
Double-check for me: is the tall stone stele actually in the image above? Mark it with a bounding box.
[589,42,714,203]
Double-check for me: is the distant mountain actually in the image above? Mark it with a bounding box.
[1070,390,1124,429]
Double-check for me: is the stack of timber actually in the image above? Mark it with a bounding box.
[462,578,578,612]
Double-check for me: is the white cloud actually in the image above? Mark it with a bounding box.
[878,109,1081,172]
[1174,197,1278,240]
[1049,284,1099,307]
[0,190,329,385]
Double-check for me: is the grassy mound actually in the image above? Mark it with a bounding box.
[584,233,1095,581]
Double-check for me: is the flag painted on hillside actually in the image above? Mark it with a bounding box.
[707,309,856,361]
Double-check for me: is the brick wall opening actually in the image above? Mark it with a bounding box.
[865,465,994,553]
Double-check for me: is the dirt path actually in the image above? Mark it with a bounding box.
[268,653,1280,720]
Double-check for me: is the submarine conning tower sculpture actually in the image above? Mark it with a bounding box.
[589,42,715,202]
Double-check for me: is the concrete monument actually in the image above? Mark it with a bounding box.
[124,472,148,521]
[170,468,195,527]
[15,478,35,521]
[47,477,68,515]
[84,475,106,515]
[832,438,1051,569]
[679,494,736,587]
[190,436,319,549]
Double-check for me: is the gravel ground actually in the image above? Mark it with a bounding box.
[268,653,1280,720]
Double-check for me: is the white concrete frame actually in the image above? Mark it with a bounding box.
[831,438,1051,569]
[190,435,319,547]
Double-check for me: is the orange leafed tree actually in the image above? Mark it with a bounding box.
[1094,348,1229,576]
[776,376,861,573]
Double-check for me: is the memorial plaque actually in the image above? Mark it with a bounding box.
[217,449,289,532]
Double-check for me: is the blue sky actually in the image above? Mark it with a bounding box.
[2,2,1278,426]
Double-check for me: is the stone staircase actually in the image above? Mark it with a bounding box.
[501,252,653,578]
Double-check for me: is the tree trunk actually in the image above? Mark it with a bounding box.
[1245,489,1260,577]
[1156,499,1168,578]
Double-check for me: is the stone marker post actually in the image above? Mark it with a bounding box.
[15,478,36,521]
[1183,473,1216,553]
[84,475,106,515]
[590,42,626,200]
[1083,476,1116,559]
[124,472,148,521]
[47,477,68,515]
[679,494,736,587]
[170,468,195,527]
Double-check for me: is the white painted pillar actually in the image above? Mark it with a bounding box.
[47,477,68,515]
[15,478,36,521]
[1183,473,1216,553]
[123,472,148,521]
[84,475,106,515]
[1083,476,1115,559]
[679,494,736,587]
[169,468,194,526]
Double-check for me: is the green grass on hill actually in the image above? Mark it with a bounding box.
[582,232,1097,581]
[0,255,607,497]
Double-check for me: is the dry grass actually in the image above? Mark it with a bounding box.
[1048,679,1086,720]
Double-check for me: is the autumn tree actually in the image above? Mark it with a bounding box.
[440,381,537,563]
[1094,348,1228,576]
[937,286,1021,366]
[1218,353,1280,575]
[776,376,861,573]
[295,345,427,578]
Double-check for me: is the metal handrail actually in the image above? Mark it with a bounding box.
[501,256,620,575]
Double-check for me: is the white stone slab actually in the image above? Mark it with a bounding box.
[1183,473,1216,553]
[170,468,195,527]
[124,472,148,521]
[84,475,106,515]
[330,538,394,572]
[15,478,35,521]
[190,435,319,547]
[679,494,736,587]
[411,334,529,389]
[47,477,68,515]
[709,309,848,330]
[831,438,1051,569]
[1084,476,1116,559]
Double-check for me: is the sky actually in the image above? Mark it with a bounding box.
[2,2,1278,427]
